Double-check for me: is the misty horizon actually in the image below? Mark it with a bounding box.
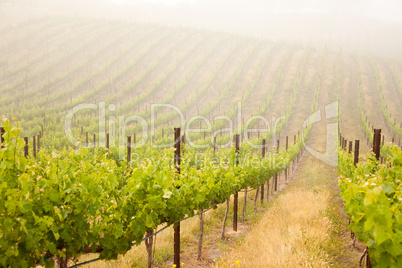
[104,0,402,23]
[2,0,402,58]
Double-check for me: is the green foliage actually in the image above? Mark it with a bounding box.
[371,59,402,140]
[0,119,304,267]
[338,146,402,267]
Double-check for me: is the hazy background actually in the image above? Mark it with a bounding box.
[1,0,402,56]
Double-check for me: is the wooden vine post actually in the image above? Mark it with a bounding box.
[127,136,131,164]
[293,134,296,172]
[349,139,360,246]
[261,139,266,204]
[267,141,271,198]
[354,140,359,166]
[24,137,28,158]
[285,136,288,182]
[233,134,239,231]
[275,139,279,191]
[373,129,381,161]
[33,136,36,159]
[367,250,372,268]
[369,130,381,267]
[173,128,181,267]
[197,208,204,260]
[242,136,247,220]
[0,127,4,148]
[37,135,40,153]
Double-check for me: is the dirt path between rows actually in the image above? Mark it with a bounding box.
[213,116,366,268]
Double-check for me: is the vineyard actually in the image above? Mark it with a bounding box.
[0,15,402,268]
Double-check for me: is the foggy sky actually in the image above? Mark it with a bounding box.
[1,0,402,57]
[105,0,402,22]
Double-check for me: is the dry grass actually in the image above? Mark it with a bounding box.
[212,155,334,268]
[75,210,210,268]
[72,188,266,268]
